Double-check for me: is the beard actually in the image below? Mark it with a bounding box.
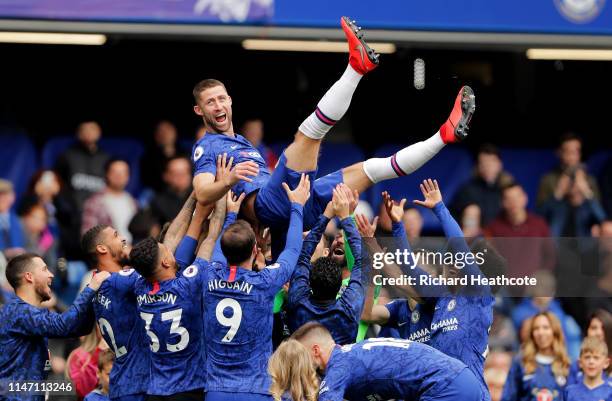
[34,280,51,302]
[109,246,130,267]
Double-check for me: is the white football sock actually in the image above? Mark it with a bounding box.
[363,132,445,183]
[299,65,362,140]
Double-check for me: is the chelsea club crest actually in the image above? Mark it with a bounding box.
[554,0,606,23]
[411,310,420,324]
[447,299,456,311]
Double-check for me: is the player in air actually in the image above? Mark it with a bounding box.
[191,16,476,257]
[376,180,506,401]
[128,194,226,401]
[82,192,209,401]
[356,193,433,344]
[197,174,309,401]
[286,183,365,345]
[0,253,110,401]
[269,322,482,401]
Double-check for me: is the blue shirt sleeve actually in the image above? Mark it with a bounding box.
[337,217,365,320]
[432,201,490,292]
[175,236,198,273]
[390,221,446,299]
[288,214,330,308]
[193,142,217,176]
[15,287,96,338]
[211,212,237,265]
[384,300,401,328]
[319,353,350,401]
[261,203,304,294]
[501,358,523,401]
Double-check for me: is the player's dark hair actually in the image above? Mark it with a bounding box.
[221,220,256,266]
[97,349,115,371]
[6,253,40,290]
[81,225,110,268]
[309,256,343,301]
[477,143,500,158]
[469,239,506,294]
[129,237,160,279]
[192,79,226,103]
[291,322,333,342]
[558,132,582,147]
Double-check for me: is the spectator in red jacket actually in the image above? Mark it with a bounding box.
[66,325,108,401]
[486,183,556,279]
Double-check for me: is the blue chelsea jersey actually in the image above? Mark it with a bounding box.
[133,263,208,396]
[319,338,467,401]
[93,269,149,399]
[384,299,433,344]
[192,132,271,197]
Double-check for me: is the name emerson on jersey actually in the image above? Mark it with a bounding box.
[372,274,538,287]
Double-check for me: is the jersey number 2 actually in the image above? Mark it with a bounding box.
[98,318,127,358]
[140,309,190,353]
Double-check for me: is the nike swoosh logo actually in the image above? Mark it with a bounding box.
[230,145,238,149]
[398,322,408,327]
[355,44,366,67]
[434,306,440,310]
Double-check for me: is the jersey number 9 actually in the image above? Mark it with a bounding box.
[216,298,242,343]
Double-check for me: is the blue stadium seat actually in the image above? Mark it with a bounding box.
[369,145,473,232]
[499,148,558,210]
[42,136,144,195]
[0,131,37,198]
[586,150,612,177]
[317,142,365,178]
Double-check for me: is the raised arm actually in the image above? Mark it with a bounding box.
[193,152,259,205]
[263,174,309,291]
[288,207,332,307]
[163,193,197,254]
[414,179,488,283]
[176,202,214,272]
[17,271,110,338]
[196,195,227,261]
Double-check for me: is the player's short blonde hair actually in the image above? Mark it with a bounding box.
[580,337,609,357]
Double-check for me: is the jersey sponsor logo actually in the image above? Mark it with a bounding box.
[554,0,605,23]
[408,328,431,343]
[119,268,135,276]
[207,279,254,294]
[240,151,263,159]
[183,265,198,278]
[319,380,329,393]
[193,146,204,161]
[447,299,456,311]
[137,292,178,306]
[431,317,459,332]
[411,309,420,323]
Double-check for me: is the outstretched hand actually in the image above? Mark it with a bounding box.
[413,179,443,209]
[382,191,406,223]
[332,184,351,219]
[282,173,311,206]
[226,190,246,214]
[355,213,378,238]
[89,271,111,291]
[216,153,259,187]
